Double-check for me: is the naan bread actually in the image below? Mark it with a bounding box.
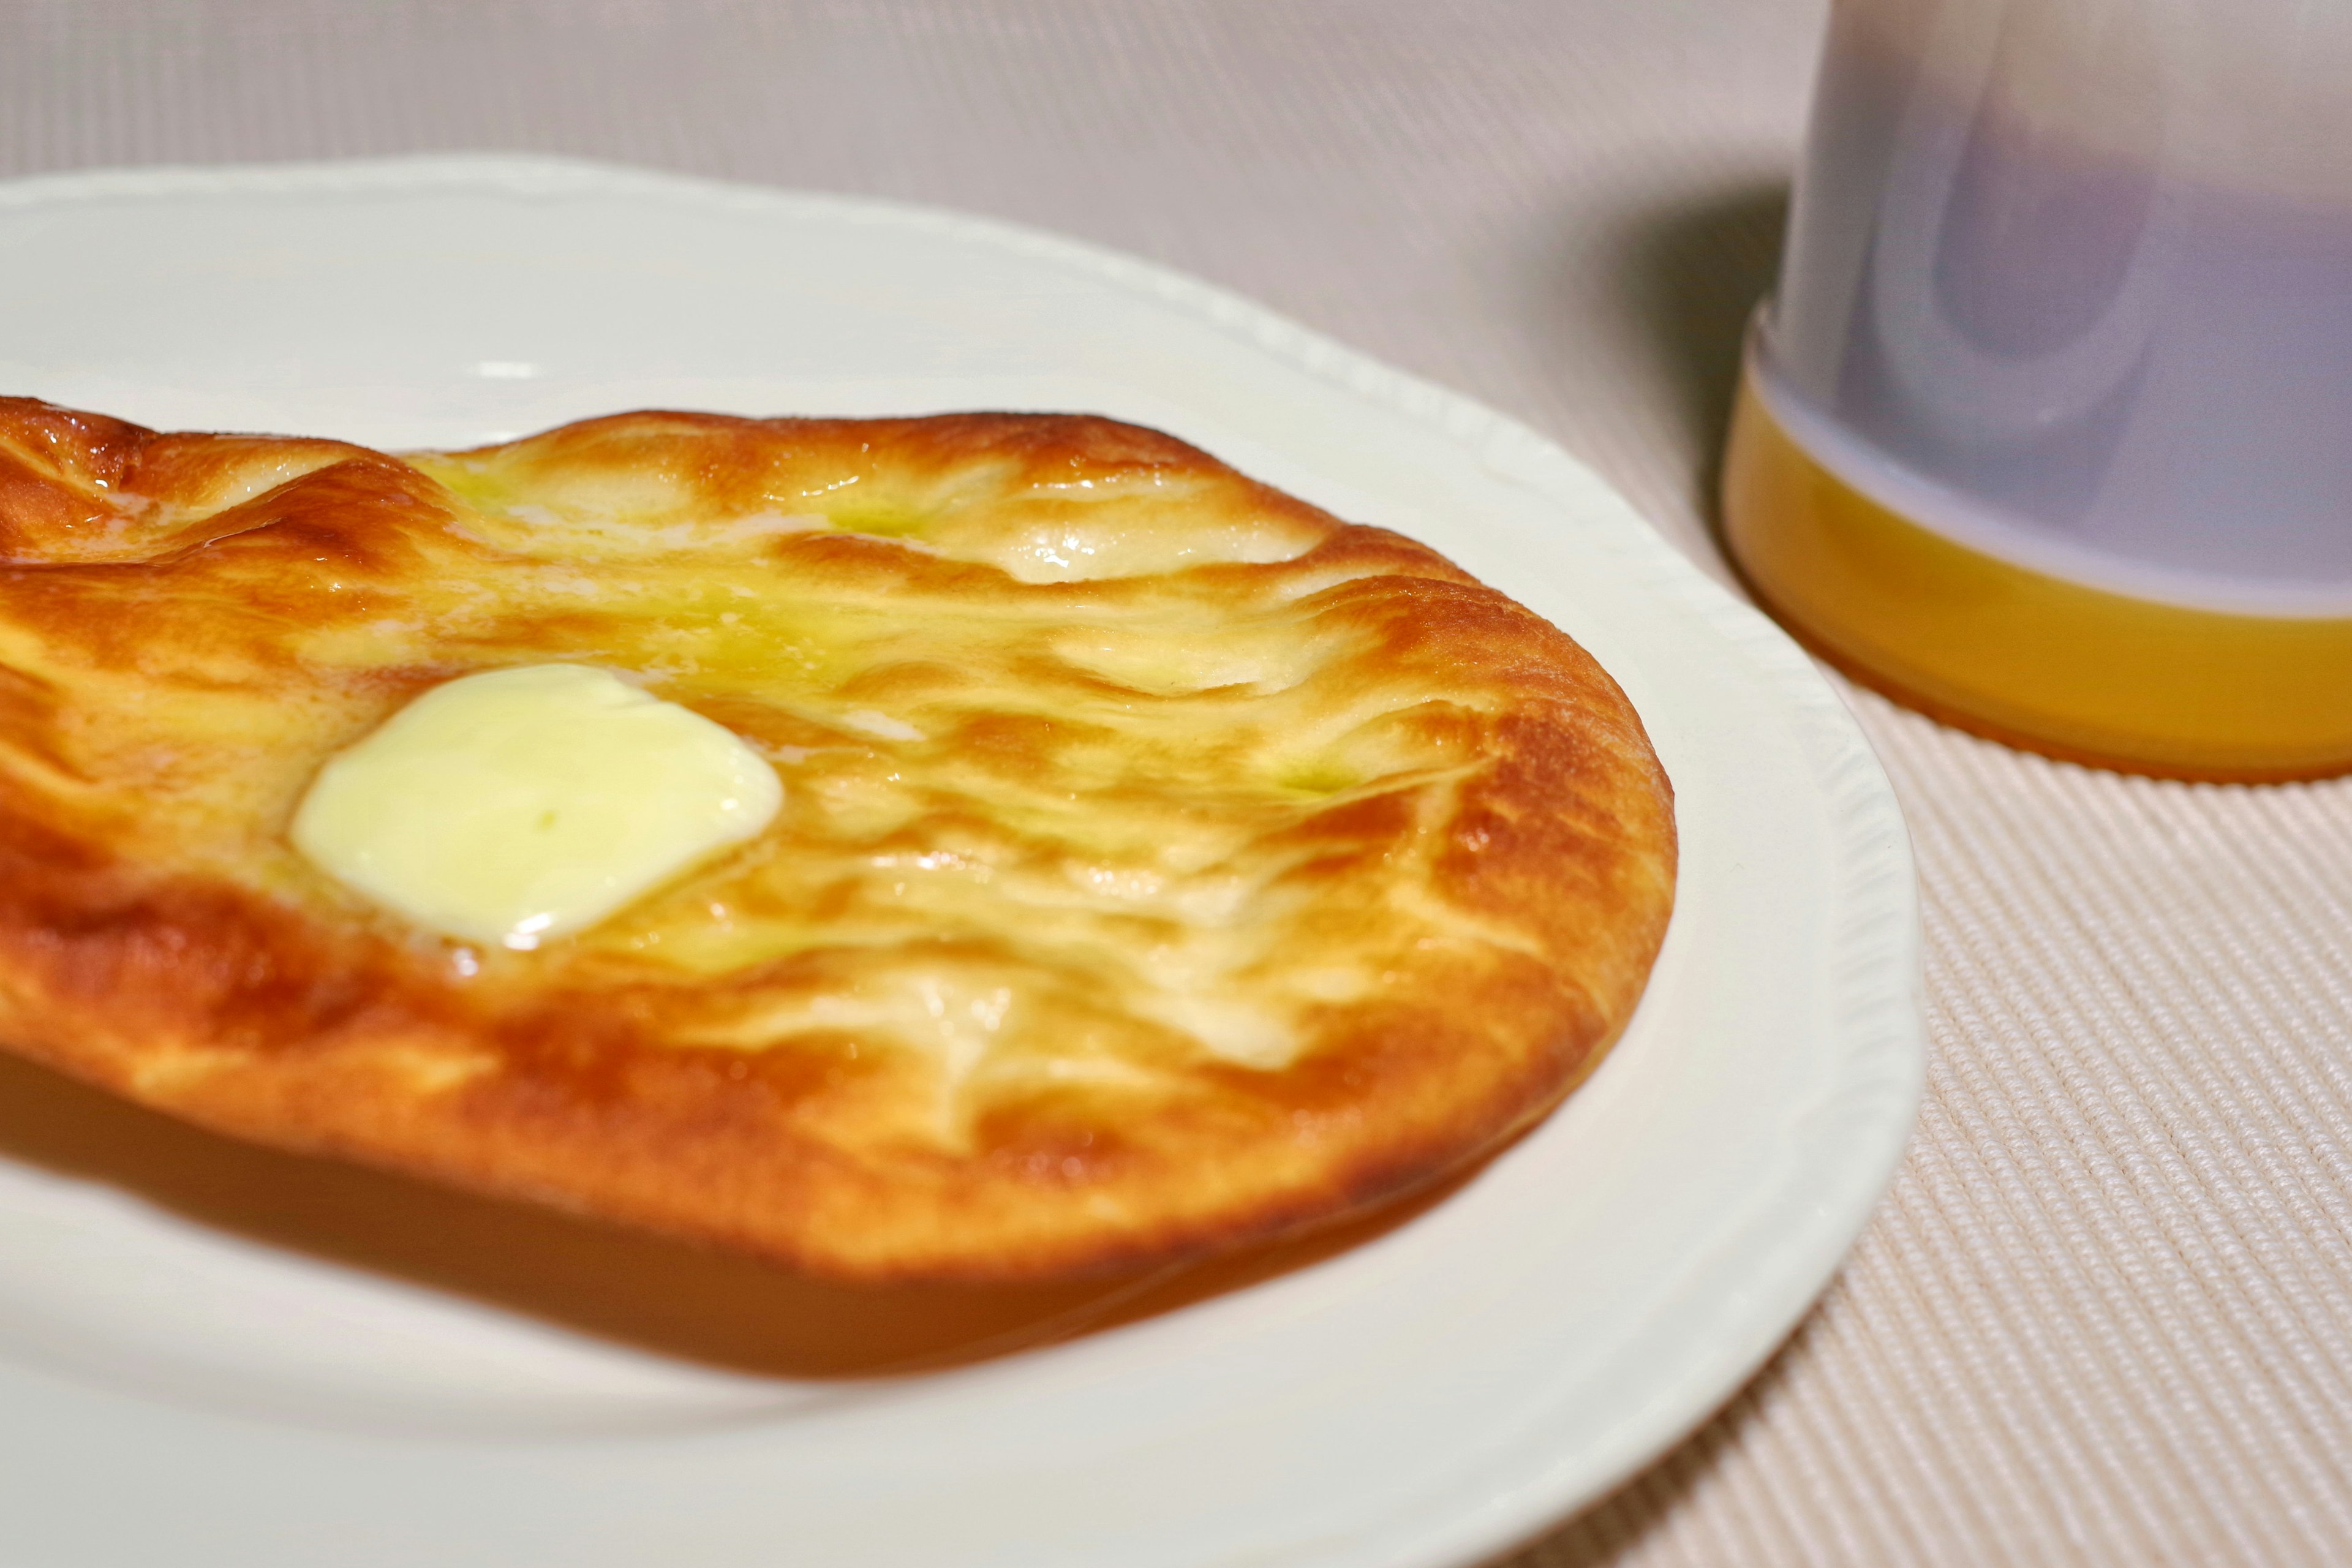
[0,397,1674,1282]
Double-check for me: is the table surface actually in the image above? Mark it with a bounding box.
[6,3,2349,1564]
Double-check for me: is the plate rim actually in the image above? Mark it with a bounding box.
[0,152,1924,1567]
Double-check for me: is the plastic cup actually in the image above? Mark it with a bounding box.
[1723,0,2352,778]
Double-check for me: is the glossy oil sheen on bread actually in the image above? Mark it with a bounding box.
[0,397,1676,1282]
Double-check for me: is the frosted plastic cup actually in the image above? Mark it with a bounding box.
[1722,0,2352,778]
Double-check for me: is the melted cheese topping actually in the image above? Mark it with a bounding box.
[394,420,1403,1090]
[291,663,782,949]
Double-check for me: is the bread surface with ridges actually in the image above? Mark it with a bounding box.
[0,396,1675,1281]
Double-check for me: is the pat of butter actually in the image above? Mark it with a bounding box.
[293,664,782,949]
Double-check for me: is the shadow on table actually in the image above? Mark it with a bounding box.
[0,1047,1468,1381]
[1607,177,1790,534]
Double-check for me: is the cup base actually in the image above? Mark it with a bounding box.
[1722,356,2352,782]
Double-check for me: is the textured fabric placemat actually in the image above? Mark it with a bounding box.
[6,2,2349,1562]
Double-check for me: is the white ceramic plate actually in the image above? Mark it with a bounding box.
[0,157,1920,1568]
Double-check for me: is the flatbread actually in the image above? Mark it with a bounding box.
[0,396,1675,1282]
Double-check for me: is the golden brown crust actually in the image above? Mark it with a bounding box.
[0,396,1675,1282]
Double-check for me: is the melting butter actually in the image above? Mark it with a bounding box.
[293,663,782,949]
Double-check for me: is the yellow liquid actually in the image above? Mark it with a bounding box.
[1722,356,2352,781]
